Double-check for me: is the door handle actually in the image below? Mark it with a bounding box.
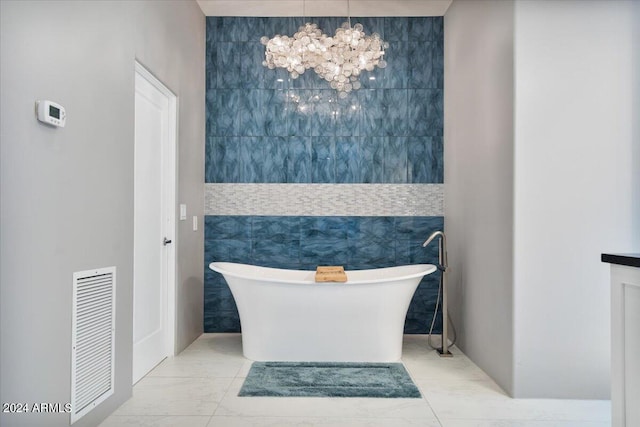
[163,237,172,246]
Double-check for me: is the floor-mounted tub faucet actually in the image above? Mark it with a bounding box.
[423,231,447,271]
[423,231,453,357]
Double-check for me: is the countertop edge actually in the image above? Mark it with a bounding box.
[601,253,640,268]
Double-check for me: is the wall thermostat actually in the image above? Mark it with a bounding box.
[36,100,66,127]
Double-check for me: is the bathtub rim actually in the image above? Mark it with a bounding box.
[209,261,437,285]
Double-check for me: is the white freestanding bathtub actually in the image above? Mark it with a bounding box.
[209,262,437,362]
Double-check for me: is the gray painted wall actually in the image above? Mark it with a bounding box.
[512,0,640,398]
[444,0,515,396]
[0,1,204,426]
[445,0,639,398]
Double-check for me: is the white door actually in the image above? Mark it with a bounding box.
[133,63,176,384]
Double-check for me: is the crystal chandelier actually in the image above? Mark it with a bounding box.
[260,3,388,98]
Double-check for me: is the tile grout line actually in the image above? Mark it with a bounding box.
[402,359,445,427]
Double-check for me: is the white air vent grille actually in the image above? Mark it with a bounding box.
[71,267,116,424]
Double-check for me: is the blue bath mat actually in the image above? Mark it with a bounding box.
[238,362,421,398]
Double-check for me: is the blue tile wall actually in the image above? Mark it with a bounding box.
[204,216,444,334]
[205,17,443,184]
[204,17,446,335]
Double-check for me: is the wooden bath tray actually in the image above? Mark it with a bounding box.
[315,266,347,282]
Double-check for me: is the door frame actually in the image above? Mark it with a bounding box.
[134,60,177,361]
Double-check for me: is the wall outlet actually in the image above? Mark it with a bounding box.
[192,215,198,231]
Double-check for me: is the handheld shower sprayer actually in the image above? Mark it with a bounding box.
[423,230,453,357]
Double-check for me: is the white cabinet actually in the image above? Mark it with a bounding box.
[606,256,640,427]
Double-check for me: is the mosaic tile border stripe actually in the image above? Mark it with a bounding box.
[204,183,444,217]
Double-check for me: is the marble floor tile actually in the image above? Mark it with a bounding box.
[147,357,245,378]
[179,333,243,357]
[236,359,254,378]
[214,378,439,420]
[100,415,211,427]
[402,348,491,382]
[101,334,611,427]
[207,416,441,426]
[417,377,610,422]
[440,421,610,427]
[113,377,233,416]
